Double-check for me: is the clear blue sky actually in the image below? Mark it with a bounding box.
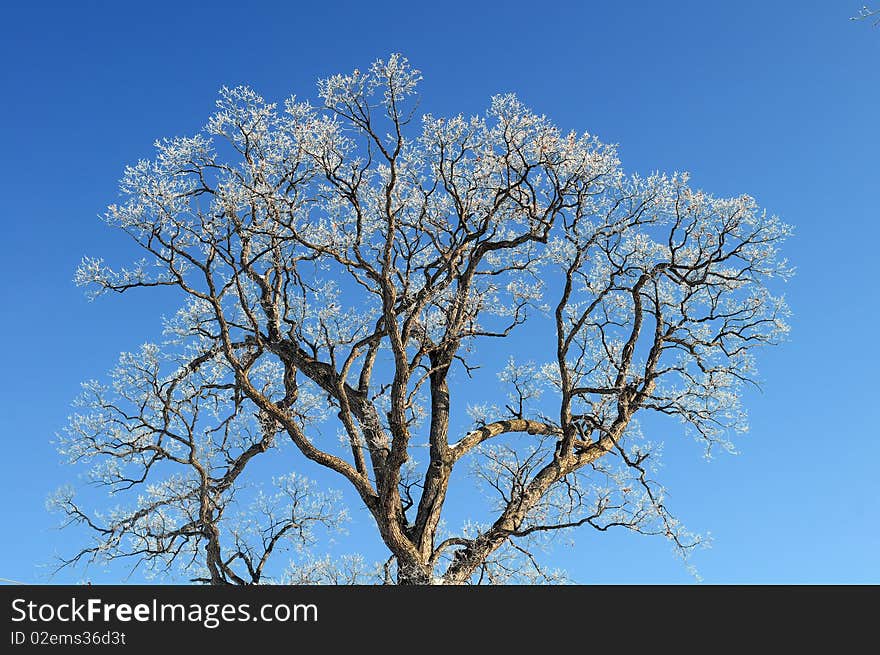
[1,0,877,584]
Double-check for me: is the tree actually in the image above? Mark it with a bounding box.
[55,54,791,585]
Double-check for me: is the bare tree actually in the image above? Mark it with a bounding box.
[55,54,791,585]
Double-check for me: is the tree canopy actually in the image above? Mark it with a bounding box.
[55,54,791,584]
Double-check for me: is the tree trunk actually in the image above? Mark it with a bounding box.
[396,561,434,585]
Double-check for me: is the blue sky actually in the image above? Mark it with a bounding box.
[0,0,877,584]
